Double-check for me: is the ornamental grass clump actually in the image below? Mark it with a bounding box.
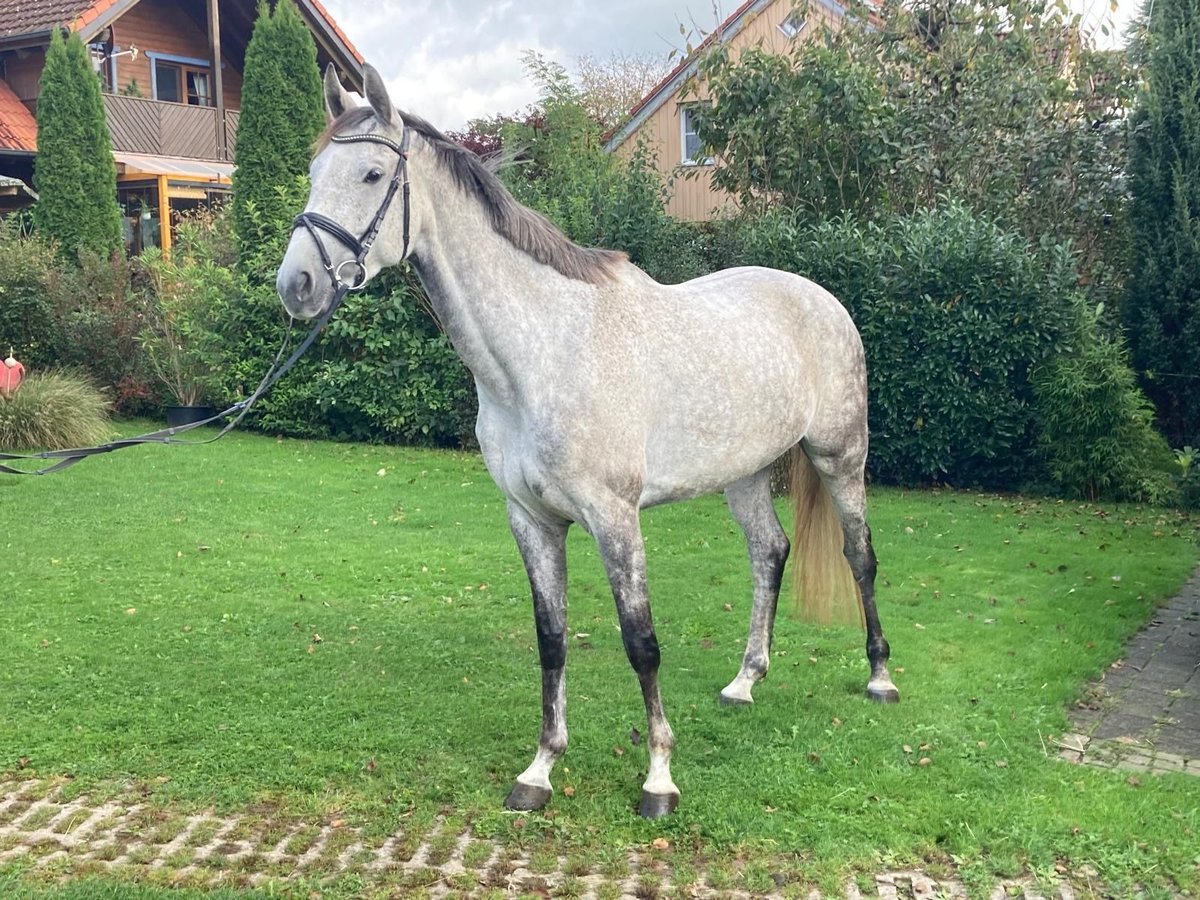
[0,370,111,450]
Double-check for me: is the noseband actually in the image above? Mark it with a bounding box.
[292,125,413,291]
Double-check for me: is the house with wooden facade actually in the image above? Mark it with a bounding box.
[604,0,854,222]
[0,0,363,250]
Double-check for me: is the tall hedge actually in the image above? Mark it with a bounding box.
[741,203,1074,488]
[1125,0,1200,448]
[32,27,123,261]
[232,0,325,275]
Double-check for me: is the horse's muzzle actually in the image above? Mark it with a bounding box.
[277,263,326,321]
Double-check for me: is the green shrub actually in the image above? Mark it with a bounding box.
[212,275,329,437]
[137,212,235,406]
[319,271,476,446]
[0,370,111,450]
[741,203,1073,488]
[1173,447,1200,509]
[0,223,64,367]
[48,249,157,415]
[1033,297,1175,503]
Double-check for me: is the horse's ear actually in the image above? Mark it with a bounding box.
[323,64,351,121]
[363,63,394,127]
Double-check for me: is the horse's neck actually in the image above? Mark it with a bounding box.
[409,163,593,404]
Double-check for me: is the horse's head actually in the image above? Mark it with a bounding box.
[277,64,413,319]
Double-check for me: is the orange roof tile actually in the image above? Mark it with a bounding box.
[70,0,123,34]
[0,79,36,152]
[308,0,364,64]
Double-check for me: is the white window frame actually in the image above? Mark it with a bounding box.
[679,104,714,166]
[779,10,807,38]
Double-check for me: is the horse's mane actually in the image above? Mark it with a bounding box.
[316,107,627,286]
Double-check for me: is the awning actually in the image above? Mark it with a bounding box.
[0,174,37,210]
[113,152,234,184]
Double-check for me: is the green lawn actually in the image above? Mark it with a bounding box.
[1,423,1197,896]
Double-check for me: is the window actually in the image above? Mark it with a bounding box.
[153,57,212,106]
[679,105,713,166]
[88,40,114,92]
[779,10,806,38]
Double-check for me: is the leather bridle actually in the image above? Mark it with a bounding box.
[0,125,413,476]
[292,126,413,292]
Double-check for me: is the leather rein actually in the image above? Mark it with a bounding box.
[0,126,411,476]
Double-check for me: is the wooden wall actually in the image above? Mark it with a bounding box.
[614,0,842,222]
[110,0,242,110]
[4,48,45,103]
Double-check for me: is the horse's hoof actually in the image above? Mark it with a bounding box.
[638,790,679,819]
[718,689,753,706]
[866,685,900,704]
[505,781,552,811]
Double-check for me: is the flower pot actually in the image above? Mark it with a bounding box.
[166,405,217,428]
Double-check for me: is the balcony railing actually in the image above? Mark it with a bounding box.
[102,94,239,162]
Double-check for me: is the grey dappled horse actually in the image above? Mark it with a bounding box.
[276,64,898,819]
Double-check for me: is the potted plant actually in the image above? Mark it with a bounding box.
[136,213,233,425]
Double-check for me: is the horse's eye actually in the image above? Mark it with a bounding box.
[364,169,384,184]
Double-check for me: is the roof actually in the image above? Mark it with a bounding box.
[306,0,363,64]
[0,0,363,68]
[0,1,93,40]
[113,151,233,181]
[604,0,850,153]
[0,78,36,151]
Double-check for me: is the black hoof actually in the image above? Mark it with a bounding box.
[867,686,900,704]
[638,791,679,819]
[504,781,552,811]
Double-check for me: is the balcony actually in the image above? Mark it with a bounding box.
[102,94,239,162]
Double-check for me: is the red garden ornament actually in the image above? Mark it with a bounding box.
[1,348,24,395]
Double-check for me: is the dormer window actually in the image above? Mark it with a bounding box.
[779,10,806,37]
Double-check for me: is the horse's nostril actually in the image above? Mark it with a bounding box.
[297,270,313,300]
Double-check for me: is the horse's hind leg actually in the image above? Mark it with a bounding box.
[719,466,789,705]
[504,503,570,811]
[806,445,899,703]
[590,503,680,818]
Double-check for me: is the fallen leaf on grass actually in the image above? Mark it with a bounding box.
[563,786,575,797]
[651,837,670,851]
[918,757,932,767]
[914,623,926,630]
[612,746,625,757]
[996,760,1008,768]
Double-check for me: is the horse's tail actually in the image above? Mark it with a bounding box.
[789,446,864,626]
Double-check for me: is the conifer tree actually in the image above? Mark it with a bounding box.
[33,27,123,261]
[1125,0,1200,446]
[232,0,325,274]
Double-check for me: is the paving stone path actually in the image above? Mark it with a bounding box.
[1059,568,1200,777]
[1,777,1080,899]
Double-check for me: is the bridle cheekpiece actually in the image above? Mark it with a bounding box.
[292,125,413,292]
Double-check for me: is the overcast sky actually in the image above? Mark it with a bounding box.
[317,0,1139,132]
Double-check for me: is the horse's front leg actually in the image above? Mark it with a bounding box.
[593,506,680,819]
[504,503,570,811]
